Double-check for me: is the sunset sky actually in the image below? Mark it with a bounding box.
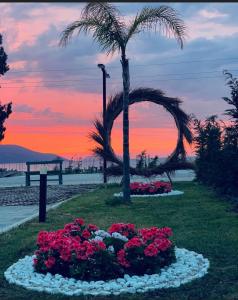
[1,2,238,159]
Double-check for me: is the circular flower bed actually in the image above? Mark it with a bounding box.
[4,219,209,296]
[114,181,184,198]
[4,248,209,296]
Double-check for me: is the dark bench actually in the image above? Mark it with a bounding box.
[25,160,63,186]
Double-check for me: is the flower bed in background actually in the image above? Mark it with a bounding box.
[33,219,175,281]
[114,181,184,198]
[130,181,172,195]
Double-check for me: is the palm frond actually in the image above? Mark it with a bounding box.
[59,18,99,47]
[59,2,126,54]
[89,119,105,147]
[126,6,186,48]
[83,2,123,34]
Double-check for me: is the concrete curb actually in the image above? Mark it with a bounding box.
[0,187,98,235]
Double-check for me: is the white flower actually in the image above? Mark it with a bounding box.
[90,236,103,242]
[94,230,111,238]
[111,232,128,242]
[108,245,115,253]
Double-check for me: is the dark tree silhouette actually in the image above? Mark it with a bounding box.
[0,34,12,141]
[193,71,238,197]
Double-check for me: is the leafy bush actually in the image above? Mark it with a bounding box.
[193,71,238,198]
[34,218,175,281]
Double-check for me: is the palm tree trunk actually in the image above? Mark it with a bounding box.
[121,49,131,203]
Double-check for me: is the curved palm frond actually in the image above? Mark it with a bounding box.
[126,6,186,48]
[90,87,193,177]
[59,18,99,47]
[59,2,126,54]
[89,119,104,148]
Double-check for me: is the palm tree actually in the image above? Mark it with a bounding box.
[59,2,186,203]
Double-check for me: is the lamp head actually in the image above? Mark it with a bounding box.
[97,63,105,70]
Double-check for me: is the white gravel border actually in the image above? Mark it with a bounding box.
[4,248,209,296]
[114,190,184,198]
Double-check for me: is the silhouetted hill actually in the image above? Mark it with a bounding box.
[0,145,64,163]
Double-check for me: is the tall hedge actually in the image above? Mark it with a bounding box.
[194,71,238,197]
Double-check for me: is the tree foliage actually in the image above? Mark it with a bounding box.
[194,71,238,197]
[135,150,160,171]
[193,116,222,186]
[0,34,12,142]
[0,34,9,76]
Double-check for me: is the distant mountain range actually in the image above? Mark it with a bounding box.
[0,144,195,164]
[0,145,64,163]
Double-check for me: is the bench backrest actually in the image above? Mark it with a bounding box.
[25,160,63,186]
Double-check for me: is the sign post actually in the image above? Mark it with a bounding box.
[39,168,47,222]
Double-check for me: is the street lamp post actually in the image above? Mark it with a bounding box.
[98,64,110,184]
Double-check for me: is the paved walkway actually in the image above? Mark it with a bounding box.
[0,185,97,234]
[0,205,43,232]
[0,202,71,234]
[0,184,98,206]
[0,171,195,234]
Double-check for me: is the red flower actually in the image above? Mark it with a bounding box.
[74,218,84,226]
[160,227,173,237]
[73,236,81,242]
[124,237,143,249]
[117,249,130,267]
[60,249,71,262]
[82,230,91,239]
[37,230,49,246]
[154,238,172,251]
[87,224,99,231]
[44,256,56,268]
[144,243,159,257]
[64,223,81,232]
[108,223,136,237]
[93,240,106,250]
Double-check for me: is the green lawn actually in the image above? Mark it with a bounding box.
[0,182,238,300]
